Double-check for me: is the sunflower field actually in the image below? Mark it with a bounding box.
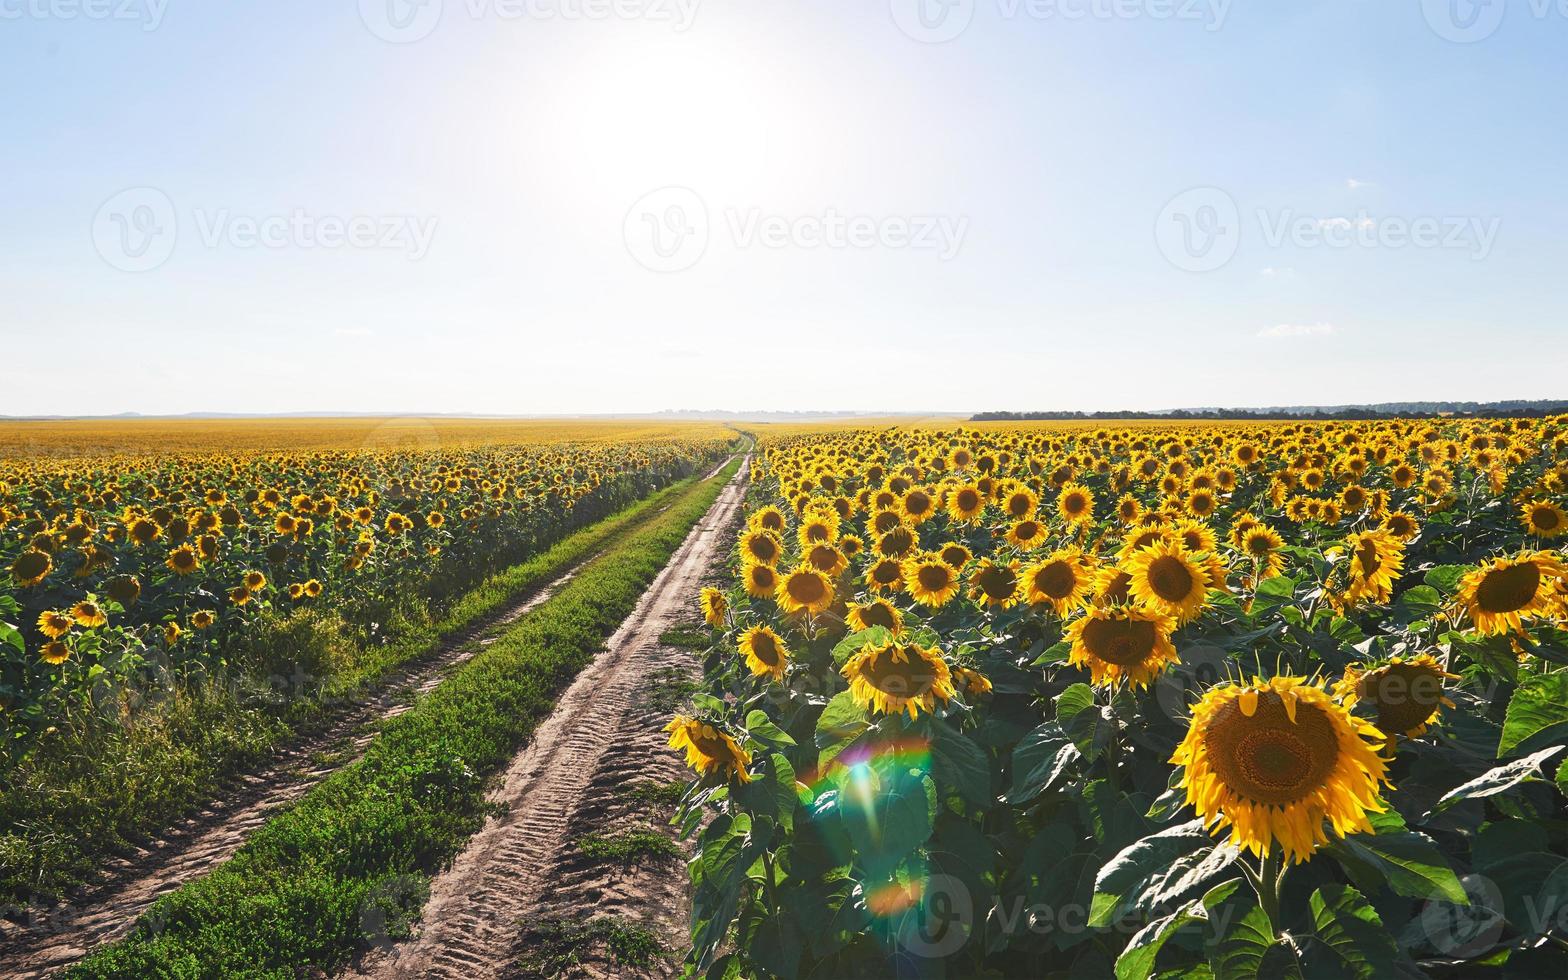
[0,420,733,765]
[674,418,1568,979]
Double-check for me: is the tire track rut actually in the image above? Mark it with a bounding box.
[350,457,749,980]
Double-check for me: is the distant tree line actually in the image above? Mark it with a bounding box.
[972,400,1568,423]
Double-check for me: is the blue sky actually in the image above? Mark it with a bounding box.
[2,0,1563,415]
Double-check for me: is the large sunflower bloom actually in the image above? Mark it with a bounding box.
[1521,501,1568,539]
[1172,676,1389,864]
[741,561,779,600]
[841,641,956,718]
[1066,605,1179,688]
[70,601,108,629]
[1057,482,1095,525]
[903,551,962,608]
[737,625,790,681]
[946,483,987,524]
[969,558,1022,611]
[1122,540,1211,623]
[1005,518,1049,552]
[1457,551,1567,635]
[777,566,835,615]
[666,715,752,783]
[739,529,783,566]
[1022,548,1097,616]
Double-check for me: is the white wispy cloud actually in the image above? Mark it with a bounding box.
[1259,266,1296,278]
[1347,178,1374,189]
[1258,322,1337,339]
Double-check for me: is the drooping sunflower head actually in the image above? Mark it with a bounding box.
[1457,551,1567,635]
[41,640,71,666]
[1023,548,1096,616]
[1066,604,1179,688]
[1382,510,1421,541]
[738,625,790,681]
[666,715,753,783]
[1122,540,1210,623]
[1172,676,1389,864]
[968,558,1022,610]
[243,570,268,592]
[806,543,848,577]
[841,641,956,718]
[876,525,917,559]
[700,586,728,627]
[903,551,962,608]
[105,574,142,607]
[191,609,216,630]
[846,598,904,635]
[777,566,835,616]
[1334,654,1457,739]
[11,549,52,587]
[1341,529,1405,607]
[952,666,993,699]
[741,561,780,600]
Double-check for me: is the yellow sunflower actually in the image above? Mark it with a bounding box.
[805,543,848,577]
[939,542,973,571]
[1022,548,1096,616]
[191,609,216,630]
[847,598,904,635]
[737,625,790,681]
[953,666,993,698]
[903,552,962,608]
[777,566,835,615]
[243,570,268,592]
[1172,676,1389,864]
[865,557,905,594]
[741,561,780,600]
[41,641,71,666]
[666,715,753,783]
[165,545,201,576]
[739,529,783,566]
[1122,540,1210,623]
[1005,518,1049,552]
[1066,605,1179,688]
[1057,483,1096,525]
[947,483,987,524]
[1342,530,1405,607]
[700,586,728,627]
[1522,501,1568,539]
[1240,525,1287,580]
[841,641,956,718]
[1381,510,1421,541]
[1457,551,1567,635]
[37,610,74,640]
[1334,654,1457,740]
[969,558,1022,610]
[70,601,108,629]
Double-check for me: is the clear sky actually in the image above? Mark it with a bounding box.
[2,0,1564,416]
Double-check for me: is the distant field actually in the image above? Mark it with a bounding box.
[0,417,735,458]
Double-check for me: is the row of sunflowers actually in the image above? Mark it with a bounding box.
[673,418,1568,979]
[0,429,733,762]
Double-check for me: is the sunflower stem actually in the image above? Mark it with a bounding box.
[760,846,781,916]
[1254,847,1285,937]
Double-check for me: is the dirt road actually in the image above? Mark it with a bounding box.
[351,457,749,979]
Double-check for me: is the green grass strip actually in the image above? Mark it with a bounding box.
[68,456,741,979]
